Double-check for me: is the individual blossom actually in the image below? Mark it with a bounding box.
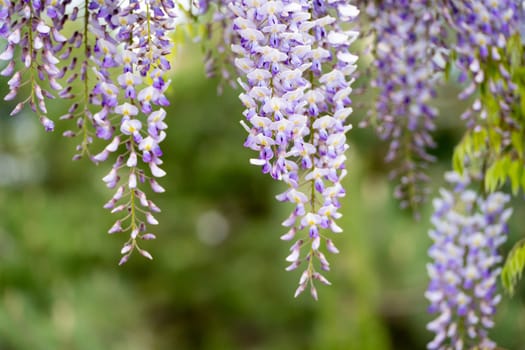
[426,171,513,349]
[365,0,447,215]
[191,0,211,16]
[230,0,359,298]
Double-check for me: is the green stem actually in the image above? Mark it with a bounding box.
[81,0,91,155]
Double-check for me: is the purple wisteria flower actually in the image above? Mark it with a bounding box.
[426,171,512,349]
[192,0,243,94]
[365,0,446,214]
[88,0,176,263]
[230,0,358,298]
[0,0,75,131]
[441,0,521,134]
[192,0,211,16]
[0,1,177,261]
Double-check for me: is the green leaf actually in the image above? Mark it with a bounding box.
[509,33,524,71]
[509,160,523,195]
[522,167,525,192]
[472,128,488,153]
[502,239,525,296]
[484,161,499,192]
[444,58,452,82]
[487,127,501,154]
[511,131,524,157]
[453,144,465,175]
[520,89,525,119]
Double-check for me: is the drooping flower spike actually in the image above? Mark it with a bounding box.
[230,0,359,299]
[87,0,176,263]
[426,171,512,350]
[197,0,240,93]
[365,0,446,215]
[441,0,522,135]
[0,0,176,263]
[0,0,76,131]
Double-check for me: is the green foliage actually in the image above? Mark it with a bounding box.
[484,155,510,193]
[452,128,488,175]
[502,239,525,296]
[451,33,525,200]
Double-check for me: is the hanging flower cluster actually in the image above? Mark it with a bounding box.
[229,0,358,298]
[0,0,177,263]
[0,0,74,131]
[197,0,240,93]
[441,0,521,134]
[365,0,446,214]
[88,0,176,263]
[426,171,512,349]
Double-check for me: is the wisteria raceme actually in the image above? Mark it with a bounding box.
[441,0,522,136]
[88,0,176,263]
[0,0,175,262]
[426,171,512,350]
[230,0,358,298]
[0,0,75,131]
[58,0,100,158]
[365,0,446,215]
[195,0,240,93]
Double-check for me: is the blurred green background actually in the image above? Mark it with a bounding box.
[0,44,524,350]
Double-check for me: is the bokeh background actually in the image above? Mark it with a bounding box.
[1,40,525,350]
